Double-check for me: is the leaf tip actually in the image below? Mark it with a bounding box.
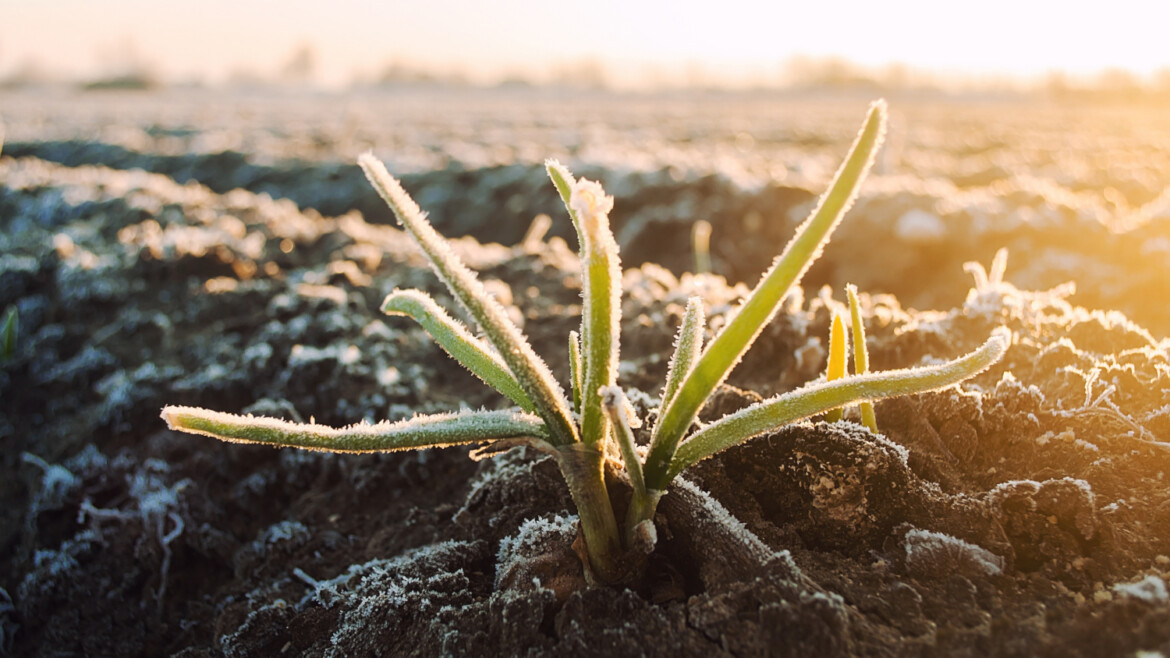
[827,311,848,380]
[863,99,889,151]
[160,405,190,431]
[987,328,1011,358]
[545,159,574,188]
[380,288,425,315]
[569,178,614,224]
[357,151,385,178]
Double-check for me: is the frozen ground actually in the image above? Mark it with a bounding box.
[5,87,1168,337]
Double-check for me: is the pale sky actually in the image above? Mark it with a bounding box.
[2,0,1168,87]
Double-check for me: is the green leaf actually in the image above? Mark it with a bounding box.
[692,220,712,275]
[660,298,705,411]
[823,311,848,423]
[570,176,623,445]
[846,284,878,432]
[382,289,535,413]
[360,154,578,446]
[1,306,16,361]
[546,160,585,250]
[549,161,621,445]
[645,100,888,491]
[666,332,1008,480]
[162,405,549,453]
[569,330,583,414]
[601,386,646,500]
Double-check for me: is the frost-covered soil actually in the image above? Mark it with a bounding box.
[2,88,1169,656]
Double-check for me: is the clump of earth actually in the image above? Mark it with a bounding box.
[1,89,1168,656]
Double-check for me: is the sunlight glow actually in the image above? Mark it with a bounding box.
[2,0,1168,87]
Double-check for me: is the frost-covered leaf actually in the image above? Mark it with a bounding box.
[360,154,577,446]
[568,174,622,446]
[660,297,705,412]
[646,100,888,491]
[667,331,1008,478]
[382,289,535,413]
[162,406,549,453]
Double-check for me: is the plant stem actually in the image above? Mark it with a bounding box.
[556,443,624,584]
[692,220,712,275]
[600,386,655,547]
[0,305,16,361]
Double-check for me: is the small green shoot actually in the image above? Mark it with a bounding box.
[692,220,712,275]
[568,330,583,414]
[847,284,879,432]
[823,311,848,423]
[1,306,17,362]
[818,285,879,431]
[163,100,1008,585]
[660,298,705,411]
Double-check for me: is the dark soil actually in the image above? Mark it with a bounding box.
[2,89,1169,657]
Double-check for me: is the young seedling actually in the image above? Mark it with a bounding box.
[847,284,879,433]
[823,311,848,423]
[1,306,17,363]
[162,101,1008,585]
[817,285,879,432]
[692,220,713,275]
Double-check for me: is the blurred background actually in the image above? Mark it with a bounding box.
[3,0,1170,95]
[2,0,1169,335]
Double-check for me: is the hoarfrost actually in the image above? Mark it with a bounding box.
[0,587,14,655]
[495,514,578,591]
[17,533,97,604]
[70,455,191,604]
[27,548,80,584]
[903,528,1004,579]
[1113,575,1169,604]
[226,539,487,657]
[257,520,310,549]
[21,452,80,514]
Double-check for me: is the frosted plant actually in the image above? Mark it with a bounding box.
[163,101,1007,584]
